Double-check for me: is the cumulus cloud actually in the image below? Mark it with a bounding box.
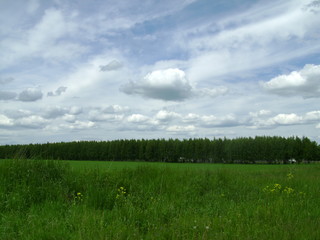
[262,64,320,98]
[89,111,124,122]
[43,106,83,119]
[249,110,272,117]
[0,115,13,127]
[99,60,123,71]
[15,115,48,129]
[250,110,320,129]
[200,114,240,128]
[0,91,17,100]
[166,125,196,132]
[121,68,193,101]
[101,105,129,114]
[182,113,201,123]
[155,110,180,122]
[69,106,83,115]
[127,114,149,123]
[182,113,241,128]
[304,111,320,121]
[270,113,303,125]
[88,105,128,122]
[62,114,76,123]
[4,109,32,119]
[47,86,67,97]
[18,88,43,101]
[0,112,47,129]
[43,106,70,119]
[59,121,95,130]
[121,68,228,101]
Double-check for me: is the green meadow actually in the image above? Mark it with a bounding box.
[0,159,319,239]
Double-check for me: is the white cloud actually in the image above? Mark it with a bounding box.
[249,110,320,129]
[263,71,305,88]
[200,114,240,128]
[15,115,48,129]
[271,113,303,125]
[166,125,196,132]
[41,106,82,120]
[89,111,124,122]
[18,88,43,101]
[262,64,320,98]
[59,120,95,130]
[127,114,149,123]
[182,113,241,128]
[121,68,228,101]
[249,110,272,117]
[51,54,128,99]
[0,111,72,129]
[121,68,193,101]
[304,111,320,121]
[155,110,180,122]
[88,105,128,122]
[4,109,32,119]
[26,9,76,54]
[0,8,86,69]
[101,105,129,114]
[178,0,320,82]
[69,106,83,115]
[62,114,76,123]
[182,113,201,123]
[0,115,13,127]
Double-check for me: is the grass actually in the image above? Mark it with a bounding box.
[0,159,319,239]
[66,159,312,172]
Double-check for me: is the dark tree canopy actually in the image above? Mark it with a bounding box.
[0,136,319,163]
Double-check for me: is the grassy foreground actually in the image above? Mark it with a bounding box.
[0,159,319,239]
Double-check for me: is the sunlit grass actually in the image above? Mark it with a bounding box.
[0,159,319,239]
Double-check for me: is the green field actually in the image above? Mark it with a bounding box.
[0,159,319,239]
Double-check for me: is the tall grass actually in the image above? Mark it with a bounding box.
[0,159,319,239]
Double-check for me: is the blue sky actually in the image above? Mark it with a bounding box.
[1,0,320,144]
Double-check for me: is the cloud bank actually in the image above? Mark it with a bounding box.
[262,64,320,98]
[121,68,227,101]
[121,68,192,101]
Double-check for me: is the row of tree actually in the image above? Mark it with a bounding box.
[0,136,319,164]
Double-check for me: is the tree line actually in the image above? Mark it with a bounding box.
[0,136,319,163]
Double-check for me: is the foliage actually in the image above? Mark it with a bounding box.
[0,136,319,163]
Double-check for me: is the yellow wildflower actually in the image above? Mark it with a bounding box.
[283,187,294,194]
[287,173,294,180]
[274,184,281,190]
